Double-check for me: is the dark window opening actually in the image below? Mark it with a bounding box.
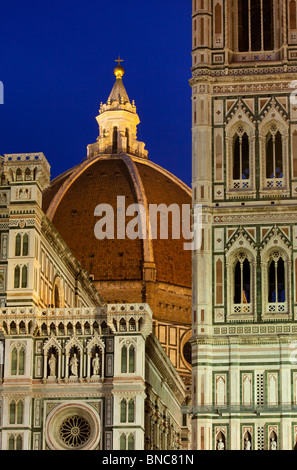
[268,257,286,303]
[266,131,283,179]
[234,258,251,304]
[238,0,249,52]
[233,132,250,180]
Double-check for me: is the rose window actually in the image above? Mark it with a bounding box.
[59,415,91,448]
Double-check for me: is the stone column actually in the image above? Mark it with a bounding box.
[43,352,47,379]
[65,353,69,379]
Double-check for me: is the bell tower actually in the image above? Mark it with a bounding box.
[191,0,297,450]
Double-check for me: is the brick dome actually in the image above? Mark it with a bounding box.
[43,154,192,290]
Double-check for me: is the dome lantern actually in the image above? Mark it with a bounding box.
[87,59,148,160]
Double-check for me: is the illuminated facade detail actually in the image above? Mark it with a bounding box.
[191,0,297,450]
[0,66,191,449]
[87,61,148,160]
[43,64,192,384]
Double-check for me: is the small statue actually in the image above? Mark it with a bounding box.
[92,353,101,376]
[270,437,277,450]
[49,353,56,377]
[70,353,79,376]
[217,438,225,450]
[244,438,252,451]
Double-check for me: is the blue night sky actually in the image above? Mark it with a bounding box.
[0,0,192,187]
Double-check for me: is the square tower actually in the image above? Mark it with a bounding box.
[191,0,297,450]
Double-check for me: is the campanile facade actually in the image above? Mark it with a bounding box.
[191,0,297,450]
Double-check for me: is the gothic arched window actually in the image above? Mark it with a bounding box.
[14,266,20,289]
[233,131,250,185]
[268,255,286,303]
[16,168,22,182]
[8,435,22,451]
[16,435,23,450]
[21,266,28,289]
[128,434,135,450]
[22,234,29,256]
[237,0,275,52]
[121,344,136,374]
[24,168,32,181]
[120,399,135,424]
[9,401,16,424]
[9,400,23,425]
[120,399,127,423]
[15,234,21,257]
[234,256,251,305]
[11,346,25,376]
[128,400,135,423]
[129,346,135,373]
[121,345,127,373]
[227,248,255,319]
[266,129,283,180]
[120,434,127,451]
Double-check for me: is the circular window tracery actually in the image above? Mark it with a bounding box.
[59,415,91,448]
[45,403,100,450]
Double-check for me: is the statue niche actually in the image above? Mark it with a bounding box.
[69,349,80,377]
[216,431,226,450]
[91,349,102,378]
[243,431,252,450]
[47,347,58,378]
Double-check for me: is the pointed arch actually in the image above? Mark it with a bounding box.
[260,228,292,318]
[226,229,257,319]
[128,345,135,373]
[233,131,250,182]
[128,399,135,423]
[10,342,26,376]
[24,167,32,181]
[9,400,16,424]
[120,399,127,423]
[127,433,135,450]
[22,233,29,256]
[121,345,127,373]
[120,434,127,450]
[258,113,289,195]
[21,265,28,288]
[15,234,21,257]
[226,113,255,195]
[16,168,22,181]
[14,266,20,289]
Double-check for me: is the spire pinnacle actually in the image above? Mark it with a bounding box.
[114,55,125,79]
